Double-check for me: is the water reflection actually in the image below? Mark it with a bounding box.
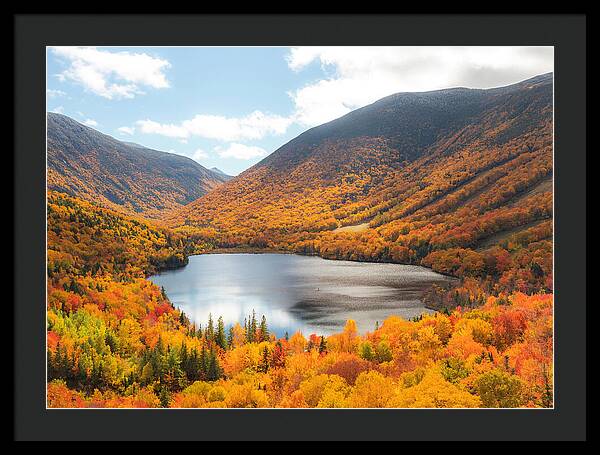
[149,253,452,337]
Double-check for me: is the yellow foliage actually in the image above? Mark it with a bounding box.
[299,374,350,408]
[390,369,481,408]
[346,371,396,408]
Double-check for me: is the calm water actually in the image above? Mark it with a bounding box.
[149,253,453,337]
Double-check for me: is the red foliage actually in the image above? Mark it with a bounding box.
[325,354,372,385]
[493,309,528,350]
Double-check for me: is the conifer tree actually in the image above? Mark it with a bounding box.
[200,344,208,380]
[259,315,269,342]
[215,316,227,350]
[179,311,189,326]
[227,326,234,349]
[179,341,188,376]
[185,347,201,382]
[206,313,215,344]
[163,348,185,391]
[259,345,270,373]
[207,348,222,381]
[250,310,257,343]
[152,336,166,379]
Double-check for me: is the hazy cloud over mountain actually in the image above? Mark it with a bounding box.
[286,46,554,126]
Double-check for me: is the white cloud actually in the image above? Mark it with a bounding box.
[51,106,64,114]
[136,110,292,142]
[46,89,66,98]
[83,119,98,127]
[286,46,554,126]
[51,46,170,100]
[182,111,292,142]
[117,126,135,136]
[135,119,189,139]
[215,143,267,160]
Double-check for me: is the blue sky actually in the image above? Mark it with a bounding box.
[47,46,553,176]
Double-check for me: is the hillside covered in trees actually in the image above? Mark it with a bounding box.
[167,74,552,300]
[47,113,229,218]
[46,74,554,408]
[46,192,552,408]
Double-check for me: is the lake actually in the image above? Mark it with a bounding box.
[149,253,453,337]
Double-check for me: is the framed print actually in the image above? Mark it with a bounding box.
[14,14,587,441]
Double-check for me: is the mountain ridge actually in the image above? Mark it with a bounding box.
[242,72,553,176]
[210,167,233,180]
[47,113,229,218]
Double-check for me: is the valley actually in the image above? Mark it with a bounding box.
[46,73,554,408]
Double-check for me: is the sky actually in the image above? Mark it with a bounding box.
[46,46,554,176]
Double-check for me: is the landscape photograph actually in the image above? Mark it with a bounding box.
[45,45,554,409]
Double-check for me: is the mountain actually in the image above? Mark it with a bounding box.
[210,167,233,180]
[168,74,553,291]
[47,113,229,218]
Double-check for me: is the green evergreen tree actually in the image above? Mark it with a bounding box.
[215,316,227,350]
[259,315,269,342]
[187,348,201,382]
[259,346,270,373]
[200,344,208,380]
[151,336,166,381]
[249,310,257,343]
[179,341,189,377]
[206,313,215,344]
[179,310,189,326]
[163,348,185,391]
[206,348,222,381]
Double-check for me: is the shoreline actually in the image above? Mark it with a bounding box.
[189,247,460,280]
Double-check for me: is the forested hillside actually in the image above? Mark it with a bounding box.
[46,191,552,408]
[167,74,553,302]
[47,113,229,218]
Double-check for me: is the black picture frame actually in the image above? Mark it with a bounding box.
[14,14,587,441]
